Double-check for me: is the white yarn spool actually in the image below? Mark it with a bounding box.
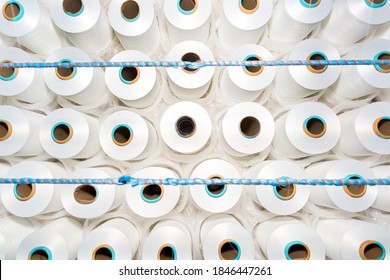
[0,162,10,215]
[268,0,332,44]
[218,0,273,49]
[0,47,50,104]
[371,165,390,212]
[0,33,14,48]
[316,219,390,260]
[307,159,378,213]
[108,0,160,54]
[321,0,390,45]
[50,0,112,53]
[0,0,63,55]
[44,47,107,106]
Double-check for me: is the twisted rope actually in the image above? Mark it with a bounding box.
[0,176,389,187]
[0,59,389,69]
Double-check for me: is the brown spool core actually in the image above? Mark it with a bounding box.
[307,53,327,73]
[143,184,163,201]
[288,244,310,260]
[15,183,35,201]
[244,56,263,75]
[179,0,197,12]
[219,241,240,260]
[0,62,15,79]
[182,52,200,73]
[112,125,133,146]
[374,117,390,138]
[0,121,11,141]
[3,3,20,20]
[275,184,296,200]
[304,117,326,138]
[121,0,139,20]
[368,0,386,4]
[74,185,97,204]
[30,250,49,261]
[93,246,113,260]
[303,0,320,4]
[239,0,259,13]
[176,116,196,138]
[240,116,260,138]
[55,65,75,80]
[360,241,384,260]
[206,176,225,196]
[343,176,367,198]
[120,67,139,83]
[158,246,175,260]
[52,123,72,144]
[63,0,83,15]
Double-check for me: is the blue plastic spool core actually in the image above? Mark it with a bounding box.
[111,124,133,146]
[141,184,163,203]
[0,60,18,81]
[74,184,98,204]
[365,0,387,8]
[119,66,140,84]
[2,0,24,21]
[273,176,297,201]
[13,183,35,201]
[219,240,241,260]
[29,246,52,260]
[51,122,73,144]
[306,51,328,73]
[62,0,84,17]
[343,174,367,198]
[360,240,386,260]
[303,115,327,138]
[55,59,77,80]
[177,0,197,15]
[121,0,140,22]
[92,245,115,260]
[299,0,321,8]
[243,54,263,76]
[158,244,177,260]
[285,241,310,260]
[373,51,390,73]
[205,176,227,198]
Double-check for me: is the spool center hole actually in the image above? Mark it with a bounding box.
[240,0,258,11]
[206,176,225,196]
[4,3,20,19]
[15,184,34,200]
[179,0,196,12]
[182,52,200,72]
[288,244,309,260]
[368,0,386,4]
[159,246,175,260]
[0,66,15,79]
[240,116,260,138]
[345,176,367,197]
[377,118,390,137]
[121,0,139,20]
[276,184,295,199]
[364,243,384,260]
[176,116,196,138]
[305,117,325,137]
[94,247,113,260]
[120,67,139,83]
[220,241,240,260]
[63,0,83,14]
[303,0,320,4]
[30,250,49,261]
[378,53,390,71]
[308,53,327,71]
[143,184,162,201]
[53,124,71,143]
[74,185,97,204]
[0,121,10,139]
[56,64,74,80]
[113,125,132,145]
[244,56,262,74]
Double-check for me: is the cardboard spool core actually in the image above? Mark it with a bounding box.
[287,243,310,260]
[219,240,240,260]
[158,245,176,260]
[206,176,226,196]
[176,116,196,138]
[367,0,386,4]
[112,125,133,146]
[93,246,113,260]
[373,117,390,139]
[74,185,97,204]
[182,52,200,73]
[179,0,197,13]
[343,175,367,198]
[303,0,320,5]
[121,0,139,20]
[239,0,259,13]
[0,60,16,79]
[275,184,296,200]
[142,184,163,201]
[304,116,326,138]
[360,241,385,260]
[244,56,263,76]
[3,2,20,20]
[120,67,140,84]
[307,53,327,73]
[52,123,73,144]
[240,116,260,138]
[62,0,83,15]
[0,120,12,141]
[15,183,35,201]
[29,249,49,261]
[55,64,75,80]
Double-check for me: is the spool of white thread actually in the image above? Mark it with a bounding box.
[371,165,390,212]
